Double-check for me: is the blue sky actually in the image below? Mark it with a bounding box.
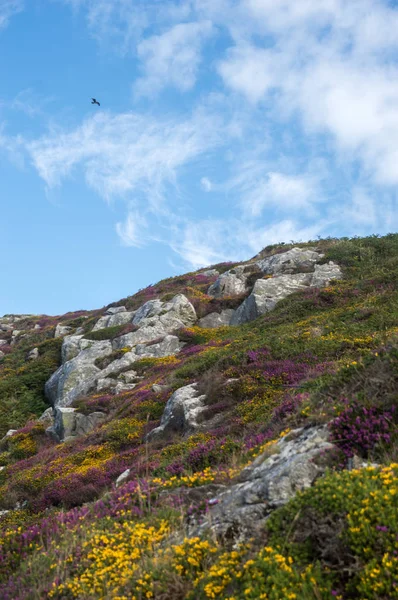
[1,0,398,316]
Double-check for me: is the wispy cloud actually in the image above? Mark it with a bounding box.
[116,210,147,247]
[27,109,222,195]
[136,20,213,97]
[0,0,23,30]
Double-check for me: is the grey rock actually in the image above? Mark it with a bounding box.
[96,377,118,392]
[113,323,170,350]
[44,294,192,408]
[202,269,219,276]
[198,309,235,329]
[34,324,41,330]
[257,247,322,275]
[133,299,164,325]
[116,469,131,487]
[39,407,54,423]
[196,426,336,541]
[135,335,183,359]
[0,340,7,347]
[27,347,39,361]
[114,382,137,394]
[11,330,23,344]
[208,271,247,298]
[310,262,342,287]
[120,370,139,384]
[92,309,134,332]
[115,294,196,349]
[45,339,113,407]
[61,335,85,363]
[152,384,168,393]
[46,407,106,442]
[55,324,73,338]
[0,351,4,360]
[231,273,312,325]
[147,383,206,441]
[106,306,127,315]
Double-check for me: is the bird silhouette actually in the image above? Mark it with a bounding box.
[91,98,100,106]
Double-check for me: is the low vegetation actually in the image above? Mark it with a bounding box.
[0,234,397,598]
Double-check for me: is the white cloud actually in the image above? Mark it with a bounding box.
[200,176,212,191]
[234,169,321,217]
[136,20,213,97]
[27,109,222,199]
[116,211,147,247]
[0,0,23,29]
[215,0,398,187]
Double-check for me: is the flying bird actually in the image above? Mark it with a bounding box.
[91,98,100,106]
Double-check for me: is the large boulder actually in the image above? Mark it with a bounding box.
[311,262,343,287]
[231,252,342,325]
[257,247,322,275]
[92,306,135,331]
[44,294,193,408]
[207,267,247,298]
[198,309,235,328]
[115,295,196,349]
[133,294,196,329]
[147,383,206,441]
[231,273,312,325]
[46,407,106,442]
[45,339,113,407]
[55,324,73,338]
[195,426,337,540]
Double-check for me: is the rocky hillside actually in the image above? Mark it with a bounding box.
[0,234,397,599]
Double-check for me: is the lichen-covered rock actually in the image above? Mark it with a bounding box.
[195,426,337,541]
[198,309,235,328]
[46,407,106,442]
[45,339,113,407]
[311,262,343,287]
[55,324,73,338]
[231,273,312,325]
[257,247,322,275]
[27,347,39,361]
[92,306,134,331]
[230,254,342,325]
[207,269,247,298]
[147,383,206,441]
[45,295,191,408]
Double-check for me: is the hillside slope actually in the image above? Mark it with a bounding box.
[0,234,397,600]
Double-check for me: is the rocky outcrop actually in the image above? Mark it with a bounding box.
[198,309,235,329]
[92,306,134,331]
[231,251,342,325]
[207,267,248,298]
[46,407,106,442]
[311,262,343,287]
[147,383,206,441]
[44,295,193,408]
[194,426,337,541]
[231,273,312,325]
[256,247,322,274]
[45,339,114,407]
